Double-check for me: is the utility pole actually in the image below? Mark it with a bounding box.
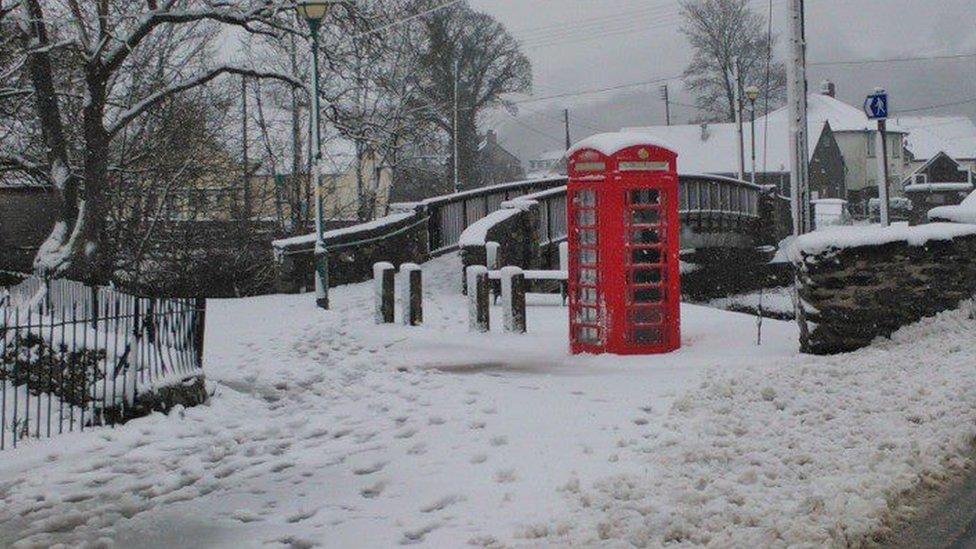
[242,75,251,220]
[746,86,760,186]
[563,108,571,150]
[787,0,812,235]
[659,84,671,126]
[732,58,745,181]
[453,57,460,194]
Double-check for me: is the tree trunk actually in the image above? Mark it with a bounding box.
[35,75,112,284]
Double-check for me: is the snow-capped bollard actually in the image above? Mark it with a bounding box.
[467,265,490,333]
[501,266,526,333]
[373,262,395,324]
[486,241,501,270]
[400,263,423,326]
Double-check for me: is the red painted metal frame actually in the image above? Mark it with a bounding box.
[567,143,681,355]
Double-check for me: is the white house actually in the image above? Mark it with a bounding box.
[890,115,976,172]
[526,149,566,179]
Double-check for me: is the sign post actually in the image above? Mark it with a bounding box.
[864,88,890,227]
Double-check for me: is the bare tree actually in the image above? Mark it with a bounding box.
[409,1,531,191]
[680,0,785,122]
[0,0,305,282]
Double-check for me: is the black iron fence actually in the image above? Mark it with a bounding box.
[0,277,206,450]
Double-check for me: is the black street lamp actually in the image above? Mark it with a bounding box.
[745,85,760,187]
[297,0,345,309]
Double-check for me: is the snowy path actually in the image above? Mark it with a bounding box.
[0,253,973,548]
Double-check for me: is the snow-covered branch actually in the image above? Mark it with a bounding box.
[108,66,305,137]
[0,153,48,181]
[100,5,298,76]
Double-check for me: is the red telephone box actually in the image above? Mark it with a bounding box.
[567,134,681,355]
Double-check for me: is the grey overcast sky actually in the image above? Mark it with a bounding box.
[467,0,976,161]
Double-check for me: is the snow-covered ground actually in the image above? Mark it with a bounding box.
[705,286,796,319]
[0,253,974,548]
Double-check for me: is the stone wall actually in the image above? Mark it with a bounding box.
[0,188,58,273]
[792,226,976,354]
[274,211,430,293]
[459,200,541,290]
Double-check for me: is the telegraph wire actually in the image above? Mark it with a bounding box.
[810,52,976,67]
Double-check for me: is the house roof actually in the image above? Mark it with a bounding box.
[534,149,567,162]
[621,117,827,175]
[890,116,976,161]
[785,93,905,133]
[899,151,974,187]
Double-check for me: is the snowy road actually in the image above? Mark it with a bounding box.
[0,254,974,548]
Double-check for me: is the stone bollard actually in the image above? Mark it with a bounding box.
[501,266,526,333]
[400,263,423,326]
[373,262,395,324]
[466,265,490,333]
[486,241,501,270]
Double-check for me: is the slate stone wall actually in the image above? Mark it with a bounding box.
[459,202,541,292]
[793,233,976,354]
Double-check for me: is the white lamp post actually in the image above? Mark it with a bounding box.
[297,0,345,309]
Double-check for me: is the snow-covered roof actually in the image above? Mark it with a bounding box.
[568,132,673,157]
[786,93,903,133]
[929,189,976,224]
[620,118,826,175]
[890,116,976,161]
[534,149,566,162]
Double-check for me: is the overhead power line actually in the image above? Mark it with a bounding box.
[511,74,683,105]
[810,52,976,67]
[894,97,976,115]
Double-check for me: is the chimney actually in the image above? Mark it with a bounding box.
[820,79,836,98]
[486,129,497,148]
[700,123,710,141]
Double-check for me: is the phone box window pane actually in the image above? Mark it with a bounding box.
[631,228,660,245]
[630,189,660,205]
[578,287,598,305]
[577,307,600,323]
[579,268,597,284]
[577,326,600,343]
[634,287,662,303]
[632,248,662,264]
[580,248,597,265]
[632,269,662,285]
[579,228,597,245]
[632,327,663,344]
[631,307,663,324]
[576,209,596,225]
[576,190,596,207]
[631,209,660,225]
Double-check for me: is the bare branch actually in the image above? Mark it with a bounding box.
[0,153,49,181]
[108,65,305,137]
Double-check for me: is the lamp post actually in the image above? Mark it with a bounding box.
[297,0,343,309]
[745,85,760,187]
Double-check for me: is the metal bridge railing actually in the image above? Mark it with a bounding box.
[392,173,759,256]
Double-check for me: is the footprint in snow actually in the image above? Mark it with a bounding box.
[489,436,508,447]
[420,494,464,513]
[361,480,387,499]
[352,461,387,475]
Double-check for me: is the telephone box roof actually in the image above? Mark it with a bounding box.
[568,132,674,158]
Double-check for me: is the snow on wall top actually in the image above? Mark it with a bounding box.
[928,190,976,224]
[790,222,976,260]
[457,208,522,247]
[272,212,414,249]
[568,132,674,157]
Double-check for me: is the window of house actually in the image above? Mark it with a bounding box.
[866,132,876,158]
